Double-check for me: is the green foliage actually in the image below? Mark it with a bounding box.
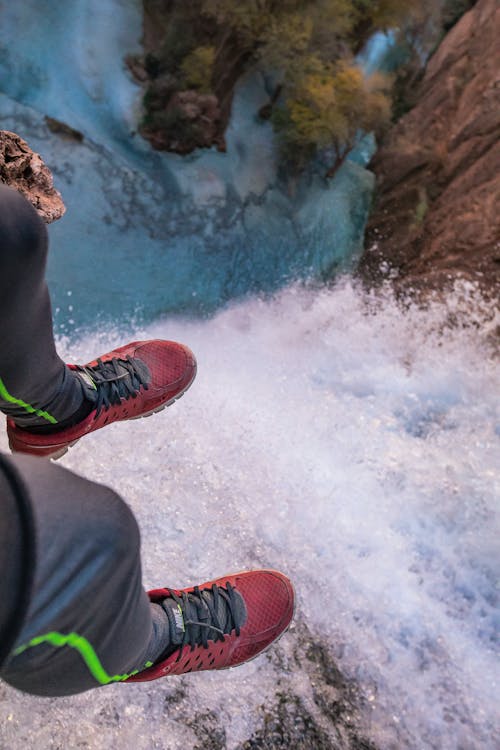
[202,1,309,38]
[273,60,392,175]
[352,0,420,30]
[308,0,359,55]
[181,46,216,92]
[249,0,404,173]
[141,0,427,166]
[142,104,200,146]
[157,17,198,76]
[201,0,271,45]
[412,187,429,227]
[257,13,314,77]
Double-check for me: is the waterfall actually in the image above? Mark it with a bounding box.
[0,4,497,748]
[0,281,497,749]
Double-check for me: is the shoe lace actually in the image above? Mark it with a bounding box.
[166,583,243,661]
[78,356,149,416]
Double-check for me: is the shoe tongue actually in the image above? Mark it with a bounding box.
[162,600,188,646]
[75,357,151,404]
[74,370,98,403]
[162,588,247,646]
[228,589,247,629]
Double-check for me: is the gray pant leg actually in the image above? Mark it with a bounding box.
[0,455,155,697]
[0,184,83,426]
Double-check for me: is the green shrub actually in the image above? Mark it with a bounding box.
[180,46,216,92]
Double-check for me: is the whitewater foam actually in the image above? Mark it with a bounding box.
[0,281,498,749]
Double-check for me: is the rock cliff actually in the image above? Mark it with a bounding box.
[360,0,500,295]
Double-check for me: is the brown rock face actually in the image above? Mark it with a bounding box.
[0,131,65,223]
[359,0,500,295]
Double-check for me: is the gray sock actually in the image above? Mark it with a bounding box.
[142,603,176,665]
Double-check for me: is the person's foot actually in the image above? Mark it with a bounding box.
[127,570,295,682]
[7,340,196,459]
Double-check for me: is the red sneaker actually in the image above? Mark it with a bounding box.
[7,340,196,459]
[126,569,295,682]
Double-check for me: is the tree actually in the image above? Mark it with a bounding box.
[137,0,424,163]
[272,60,392,178]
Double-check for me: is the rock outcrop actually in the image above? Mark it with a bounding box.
[141,89,224,153]
[127,1,247,154]
[0,130,65,223]
[359,0,500,295]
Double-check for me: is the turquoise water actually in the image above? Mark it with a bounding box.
[0,0,377,330]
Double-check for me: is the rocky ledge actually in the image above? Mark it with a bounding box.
[0,130,65,223]
[359,0,500,296]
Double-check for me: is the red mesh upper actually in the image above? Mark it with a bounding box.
[134,341,192,388]
[236,571,292,636]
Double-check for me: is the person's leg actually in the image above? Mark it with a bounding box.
[0,184,86,428]
[0,453,166,696]
[0,453,294,696]
[0,183,197,457]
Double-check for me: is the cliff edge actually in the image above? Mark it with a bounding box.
[359,0,500,295]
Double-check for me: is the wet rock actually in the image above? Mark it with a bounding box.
[0,130,65,223]
[186,709,227,750]
[124,53,150,83]
[44,116,84,143]
[239,623,379,750]
[239,692,336,750]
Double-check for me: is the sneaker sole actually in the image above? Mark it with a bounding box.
[13,364,197,461]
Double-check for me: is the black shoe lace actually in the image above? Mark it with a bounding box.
[165,583,242,662]
[78,356,149,417]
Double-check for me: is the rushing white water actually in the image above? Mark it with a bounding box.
[0,280,498,749]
